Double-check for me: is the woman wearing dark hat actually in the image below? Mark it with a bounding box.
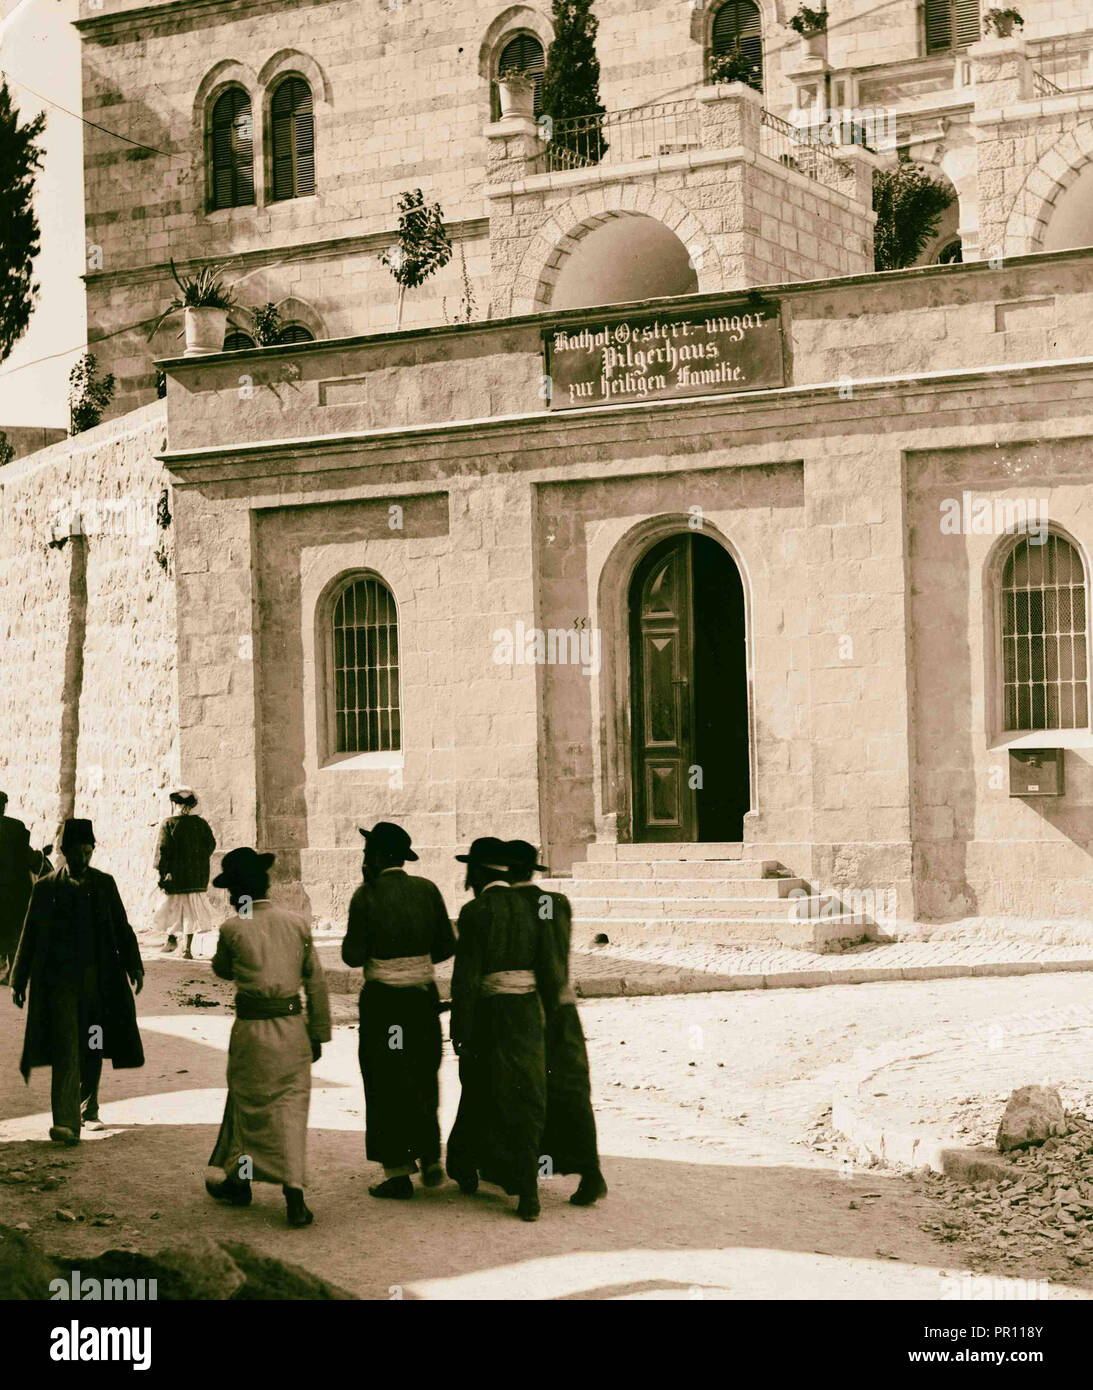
[445,837,564,1221]
[505,841,607,1207]
[206,848,331,1227]
[152,788,217,959]
[341,822,455,1199]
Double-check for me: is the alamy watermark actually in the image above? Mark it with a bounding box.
[939,493,1048,543]
[493,620,601,677]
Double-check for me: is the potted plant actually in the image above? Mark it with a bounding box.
[708,42,763,90]
[149,260,238,356]
[983,7,1024,38]
[497,65,538,120]
[790,5,828,58]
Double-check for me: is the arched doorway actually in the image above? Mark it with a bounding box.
[628,532,750,842]
[550,215,699,311]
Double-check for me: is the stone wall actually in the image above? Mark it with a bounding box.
[0,402,180,930]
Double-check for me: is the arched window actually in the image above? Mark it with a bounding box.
[224,330,256,351]
[209,87,254,210]
[270,76,315,201]
[495,32,546,118]
[330,576,401,754]
[1001,533,1089,731]
[710,1,763,92]
[275,323,314,344]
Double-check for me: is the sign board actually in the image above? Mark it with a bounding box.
[544,302,784,410]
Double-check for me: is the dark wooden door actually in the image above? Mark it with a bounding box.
[630,536,697,841]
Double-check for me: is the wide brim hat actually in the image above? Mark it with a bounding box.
[213,846,276,888]
[504,840,549,874]
[358,821,419,861]
[169,787,198,806]
[455,836,511,872]
[60,818,95,847]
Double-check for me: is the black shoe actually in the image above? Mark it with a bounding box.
[455,1173,479,1195]
[517,1192,540,1222]
[205,1177,252,1207]
[283,1187,314,1227]
[369,1176,413,1200]
[49,1126,80,1147]
[570,1171,608,1206]
[421,1162,445,1188]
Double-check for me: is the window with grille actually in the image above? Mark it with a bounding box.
[270,77,315,201]
[1001,534,1089,731]
[496,33,546,118]
[925,0,980,54]
[275,324,314,344]
[209,87,254,210]
[331,577,401,754]
[224,330,256,351]
[711,0,763,91]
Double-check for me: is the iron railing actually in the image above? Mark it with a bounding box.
[1031,69,1064,98]
[535,100,700,174]
[759,109,847,187]
[1030,32,1093,93]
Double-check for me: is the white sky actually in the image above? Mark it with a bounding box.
[0,0,85,429]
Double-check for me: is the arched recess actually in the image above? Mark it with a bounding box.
[478,6,553,78]
[591,514,756,845]
[257,49,333,106]
[509,187,721,316]
[1003,120,1093,256]
[981,522,1093,742]
[228,295,326,342]
[192,60,259,215]
[315,567,403,766]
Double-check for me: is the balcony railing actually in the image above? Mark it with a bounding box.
[1031,69,1063,98]
[1030,32,1093,93]
[534,100,700,174]
[759,109,847,187]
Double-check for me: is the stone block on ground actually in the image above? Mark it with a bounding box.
[996,1084,1068,1153]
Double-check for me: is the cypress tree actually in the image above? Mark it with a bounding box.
[872,159,956,271]
[0,79,46,364]
[540,0,607,163]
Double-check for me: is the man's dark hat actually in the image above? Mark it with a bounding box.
[359,821,418,862]
[455,837,511,872]
[60,818,95,846]
[504,840,549,874]
[213,846,276,888]
[169,786,198,807]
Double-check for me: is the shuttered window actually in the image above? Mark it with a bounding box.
[209,87,254,211]
[925,0,980,54]
[496,33,546,118]
[270,77,315,201]
[711,1,763,92]
[223,330,256,351]
[275,324,314,344]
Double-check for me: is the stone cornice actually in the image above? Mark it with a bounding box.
[74,0,341,40]
[84,218,489,290]
[971,89,1093,126]
[157,357,1093,483]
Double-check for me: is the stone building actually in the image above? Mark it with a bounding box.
[2,1,1093,942]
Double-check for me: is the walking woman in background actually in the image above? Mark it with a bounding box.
[206,848,330,1228]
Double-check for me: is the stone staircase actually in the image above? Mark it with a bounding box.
[540,842,876,952]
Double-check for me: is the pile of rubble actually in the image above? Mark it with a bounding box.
[915,1107,1093,1279]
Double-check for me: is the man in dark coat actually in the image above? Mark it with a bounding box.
[10,819,144,1144]
[505,840,607,1207]
[153,787,217,958]
[0,791,33,987]
[445,837,563,1221]
[341,821,455,1200]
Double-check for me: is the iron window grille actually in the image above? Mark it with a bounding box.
[331,577,401,754]
[1001,533,1089,731]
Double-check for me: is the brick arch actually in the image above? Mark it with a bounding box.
[509,187,722,316]
[1002,120,1093,256]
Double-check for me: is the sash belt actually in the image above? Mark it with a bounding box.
[365,954,435,988]
[481,969,536,996]
[235,994,302,1020]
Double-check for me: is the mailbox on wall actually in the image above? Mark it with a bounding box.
[1009,748,1065,797]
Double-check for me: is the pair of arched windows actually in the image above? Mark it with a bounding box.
[224,323,315,350]
[209,76,314,211]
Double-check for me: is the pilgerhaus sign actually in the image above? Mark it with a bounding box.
[544,300,784,410]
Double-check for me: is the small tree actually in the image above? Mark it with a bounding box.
[0,79,46,365]
[540,0,607,163]
[68,353,115,435]
[872,159,955,271]
[251,302,285,345]
[0,431,14,469]
[381,189,453,329]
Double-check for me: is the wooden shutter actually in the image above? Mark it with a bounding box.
[953,0,981,48]
[275,324,314,344]
[711,1,763,91]
[271,77,315,201]
[925,0,980,53]
[223,331,255,351]
[210,87,254,210]
[498,33,546,117]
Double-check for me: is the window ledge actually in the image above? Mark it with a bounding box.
[989,730,1093,751]
[321,750,404,771]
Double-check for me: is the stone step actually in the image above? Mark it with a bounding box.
[569,913,868,947]
[541,876,810,901]
[568,858,791,882]
[558,894,844,922]
[586,842,749,863]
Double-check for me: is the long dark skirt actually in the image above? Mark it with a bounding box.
[541,1003,600,1176]
[446,994,547,1197]
[359,980,443,1169]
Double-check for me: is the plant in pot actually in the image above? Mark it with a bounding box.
[708,42,762,91]
[790,5,828,57]
[497,65,538,120]
[149,260,238,356]
[983,7,1024,38]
